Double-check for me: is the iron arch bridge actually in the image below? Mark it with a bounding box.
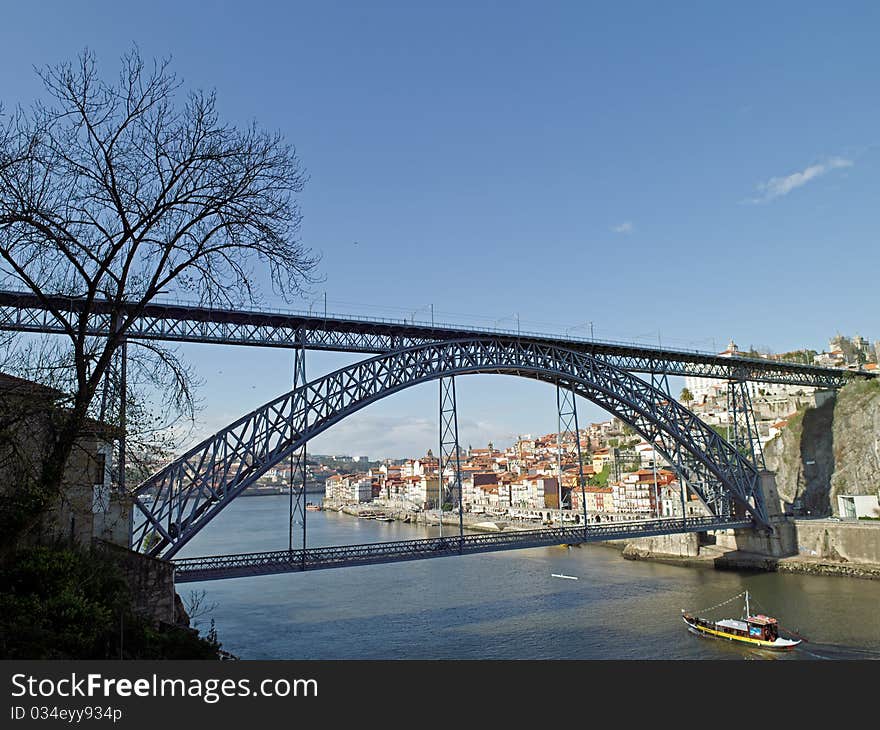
[132,338,768,562]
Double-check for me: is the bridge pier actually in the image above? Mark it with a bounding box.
[713,471,797,557]
[727,378,766,469]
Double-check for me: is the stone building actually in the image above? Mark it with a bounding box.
[0,372,131,548]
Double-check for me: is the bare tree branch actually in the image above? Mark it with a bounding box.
[0,47,318,542]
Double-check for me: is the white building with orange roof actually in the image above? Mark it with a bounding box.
[571,485,614,514]
[591,448,612,474]
[404,475,441,509]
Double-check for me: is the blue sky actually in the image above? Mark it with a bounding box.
[2,2,878,457]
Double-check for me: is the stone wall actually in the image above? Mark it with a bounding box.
[791,519,880,564]
[617,532,700,559]
[713,523,798,557]
[712,471,798,557]
[0,381,131,550]
[96,541,181,625]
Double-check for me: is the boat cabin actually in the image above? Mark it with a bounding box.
[689,613,780,642]
[745,615,779,642]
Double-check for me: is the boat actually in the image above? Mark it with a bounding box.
[305,503,322,512]
[682,591,802,651]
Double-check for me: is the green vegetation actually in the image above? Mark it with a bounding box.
[710,424,761,460]
[784,405,809,434]
[0,544,221,659]
[775,349,819,365]
[589,465,610,487]
[842,377,880,400]
[710,424,731,441]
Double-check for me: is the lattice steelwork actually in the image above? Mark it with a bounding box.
[0,289,866,387]
[727,379,766,470]
[131,338,768,558]
[438,376,464,541]
[288,338,308,554]
[647,371,691,518]
[556,381,586,526]
[173,515,752,582]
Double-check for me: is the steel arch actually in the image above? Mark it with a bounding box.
[131,338,768,558]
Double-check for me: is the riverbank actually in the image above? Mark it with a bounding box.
[613,540,880,579]
[324,500,880,581]
[323,500,555,533]
[614,519,880,581]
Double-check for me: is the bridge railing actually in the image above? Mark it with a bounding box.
[1,287,855,371]
[1,289,868,383]
[134,295,823,363]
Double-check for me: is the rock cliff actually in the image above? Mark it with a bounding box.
[763,379,880,516]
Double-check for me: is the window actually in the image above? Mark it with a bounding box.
[91,452,107,485]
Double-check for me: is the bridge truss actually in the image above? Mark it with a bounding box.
[0,289,862,388]
[132,338,769,559]
[4,288,870,574]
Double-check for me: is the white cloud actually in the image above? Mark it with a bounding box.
[611,221,634,234]
[750,157,852,203]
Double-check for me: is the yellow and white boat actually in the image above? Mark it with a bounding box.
[682,591,802,651]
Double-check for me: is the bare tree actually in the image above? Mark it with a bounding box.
[183,589,218,630]
[0,48,317,541]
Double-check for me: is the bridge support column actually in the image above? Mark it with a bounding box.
[556,381,586,535]
[289,334,308,557]
[100,322,128,497]
[438,376,464,548]
[651,372,691,523]
[649,372,672,519]
[727,379,765,470]
[118,336,127,495]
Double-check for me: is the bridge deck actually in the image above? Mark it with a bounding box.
[0,289,867,386]
[173,516,753,582]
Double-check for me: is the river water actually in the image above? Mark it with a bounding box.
[177,495,880,660]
